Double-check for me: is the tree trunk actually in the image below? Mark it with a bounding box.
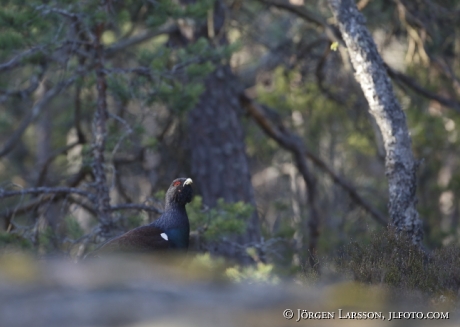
[188,66,261,260]
[328,0,423,244]
[175,0,261,261]
[92,22,113,234]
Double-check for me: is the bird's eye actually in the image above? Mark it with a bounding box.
[173,181,181,187]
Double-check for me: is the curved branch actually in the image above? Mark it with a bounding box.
[260,0,460,114]
[241,93,320,268]
[304,149,387,225]
[387,65,460,113]
[68,196,97,216]
[0,75,78,158]
[0,47,44,72]
[105,24,178,57]
[35,141,82,187]
[0,66,47,104]
[257,0,343,45]
[0,187,94,200]
[240,93,387,226]
[110,203,163,214]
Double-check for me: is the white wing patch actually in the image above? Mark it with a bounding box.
[160,233,169,241]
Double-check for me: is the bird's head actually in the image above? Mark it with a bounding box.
[166,178,193,207]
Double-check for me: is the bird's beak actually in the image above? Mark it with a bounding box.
[184,178,193,185]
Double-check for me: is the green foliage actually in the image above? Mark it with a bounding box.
[105,123,135,154]
[131,37,222,113]
[0,111,12,131]
[0,30,24,50]
[273,221,296,239]
[116,9,130,26]
[145,0,213,28]
[64,216,84,240]
[1,0,459,282]
[82,5,109,26]
[185,62,215,78]
[38,226,56,253]
[154,80,206,113]
[226,262,280,284]
[181,0,213,19]
[124,215,144,231]
[148,49,172,70]
[107,76,131,103]
[188,196,253,241]
[0,232,32,251]
[142,136,159,149]
[81,144,94,168]
[153,190,166,204]
[190,252,226,271]
[0,1,61,58]
[255,66,377,156]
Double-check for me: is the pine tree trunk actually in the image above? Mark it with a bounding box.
[329,0,423,244]
[188,66,261,261]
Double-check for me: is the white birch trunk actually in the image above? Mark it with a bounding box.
[329,0,423,244]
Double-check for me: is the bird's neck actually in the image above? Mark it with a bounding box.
[164,202,185,212]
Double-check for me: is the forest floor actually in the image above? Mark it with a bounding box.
[0,252,458,327]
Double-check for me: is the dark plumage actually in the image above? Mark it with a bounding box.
[89,178,193,256]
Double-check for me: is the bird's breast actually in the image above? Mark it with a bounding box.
[163,227,189,249]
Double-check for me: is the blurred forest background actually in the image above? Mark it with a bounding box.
[1,0,460,292]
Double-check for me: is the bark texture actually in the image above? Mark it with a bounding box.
[329,0,422,244]
[184,0,261,260]
[92,23,113,233]
[188,66,261,259]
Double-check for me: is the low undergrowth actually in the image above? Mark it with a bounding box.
[337,229,460,298]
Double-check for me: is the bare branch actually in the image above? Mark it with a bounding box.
[0,187,94,200]
[304,149,387,226]
[0,75,78,158]
[36,141,82,187]
[67,196,97,216]
[240,93,387,226]
[1,193,96,230]
[105,24,178,57]
[315,44,346,104]
[113,149,144,165]
[34,5,80,19]
[0,66,47,104]
[240,93,320,268]
[113,163,133,203]
[1,197,44,230]
[264,0,460,115]
[110,203,163,214]
[74,81,87,144]
[0,47,44,72]
[257,0,343,45]
[108,112,133,159]
[387,65,460,113]
[1,167,91,228]
[431,56,460,94]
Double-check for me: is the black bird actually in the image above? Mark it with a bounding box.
[90,178,193,256]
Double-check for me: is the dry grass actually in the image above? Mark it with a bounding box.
[337,229,460,297]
